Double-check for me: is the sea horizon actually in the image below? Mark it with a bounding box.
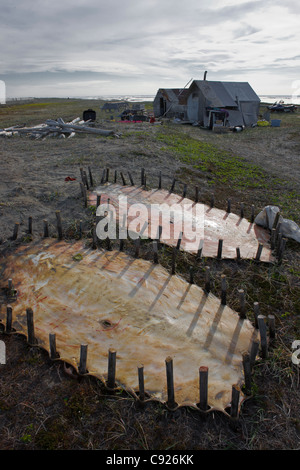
[5,93,300,105]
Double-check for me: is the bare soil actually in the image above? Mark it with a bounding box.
[0,99,299,451]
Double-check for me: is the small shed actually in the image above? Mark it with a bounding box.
[186,80,260,128]
[153,88,189,119]
[101,101,128,112]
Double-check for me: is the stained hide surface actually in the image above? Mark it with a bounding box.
[89,184,273,262]
[0,240,259,413]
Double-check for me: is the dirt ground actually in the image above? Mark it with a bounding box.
[0,99,299,451]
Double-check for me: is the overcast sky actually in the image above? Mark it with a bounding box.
[1,0,300,99]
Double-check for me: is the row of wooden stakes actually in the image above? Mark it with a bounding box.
[79,165,287,262]
[6,218,276,356]
[2,304,273,419]
[5,210,277,347]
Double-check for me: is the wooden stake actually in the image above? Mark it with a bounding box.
[251,205,255,223]
[210,193,215,208]
[171,247,177,275]
[165,356,177,409]
[276,232,283,256]
[217,239,223,259]
[275,221,282,245]
[114,170,117,183]
[119,238,125,252]
[268,314,276,341]
[153,240,159,264]
[79,344,88,375]
[278,238,287,263]
[88,166,94,187]
[55,211,63,240]
[198,366,209,411]
[257,315,268,359]
[83,171,89,189]
[238,289,246,319]
[106,235,112,251]
[106,168,109,183]
[236,247,241,261]
[26,308,36,345]
[242,352,252,395]
[255,243,263,261]
[120,172,126,186]
[28,216,33,235]
[227,199,231,213]
[240,202,244,219]
[157,225,162,242]
[79,220,83,239]
[6,306,12,333]
[230,384,240,419]
[96,193,101,208]
[205,266,211,294]
[170,178,176,193]
[43,220,49,238]
[49,333,58,359]
[100,169,106,184]
[189,266,194,284]
[196,239,203,260]
[250,339,259,368]
[107,349,116,389]
[271,228,276,250]
[221,274,227,305]
[272,211,281,230]
[182,184,187,198]
[158,171,162,189]
[80,182,85,197]
[253,302,260,329]
[176,231,183,250]
[128,171,134,186]
[12,222,19,240]
[138,364,145,401]
[80,167,84,183]
[134,237,141,258]
[195,186,199,203]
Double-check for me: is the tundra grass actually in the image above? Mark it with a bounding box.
[156,128,299,220]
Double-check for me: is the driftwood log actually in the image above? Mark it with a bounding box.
[0,117,116,139]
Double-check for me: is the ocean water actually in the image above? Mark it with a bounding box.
[95,94,300,105]
[7,94,300,105]
[259,95,300,105]
[89,94,155,102]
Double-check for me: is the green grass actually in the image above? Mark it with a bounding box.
[156,127,300,219]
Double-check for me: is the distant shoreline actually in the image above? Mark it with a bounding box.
[4,94,300,106]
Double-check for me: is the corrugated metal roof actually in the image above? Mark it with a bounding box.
[192,80,260,107]
[222,82,260,102]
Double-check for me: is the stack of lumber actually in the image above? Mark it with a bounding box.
[0,117,116,139]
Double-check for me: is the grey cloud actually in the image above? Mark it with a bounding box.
[233,24,261,39]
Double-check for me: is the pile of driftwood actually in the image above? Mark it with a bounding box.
[0,117,117,139]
